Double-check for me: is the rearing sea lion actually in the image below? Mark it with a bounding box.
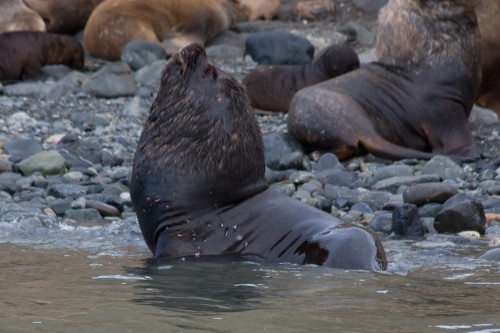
[83,0,281,61]
[129,43,387,270]
[288,0,482,162]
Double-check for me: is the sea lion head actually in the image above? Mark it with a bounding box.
[138,43,267,208]
[318,44,360,77]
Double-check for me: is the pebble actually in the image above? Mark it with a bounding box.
[82,63,137,97]
[16,150,66,176]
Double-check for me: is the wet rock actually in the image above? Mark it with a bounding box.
[371,164,414,182]
[313,153,343,171]
[479,248,500,262]
[420,156,464,180]
[418,203,442,218]
[5,137,43,162]
[86,199,121,217]
[65,208,102,221]
[55,134,121,168]
[288,170,315,184]
[2,82,54,96]
[469,105,499,128]
[121,40,167,71]
[47,183,87,199]
[270,182,296,196]
[82,63,137,97]
[134,60,166,87]
[0,156,13,172]
[350,202,373,214]
[392,204,424,237]
[49,199,72,216]
[369,212,392,233]
[71,112,109,131]
[434,193,486,235]
[299,180,323,194]
[403,182,459,206]
[263,132,306,170]
[244,31,314,65]
[324,185,395,210]
[16,150,66,176]
[372,174,440,192]
[314,168,355,187]
[479,180,500,195]
[46,71,87,100]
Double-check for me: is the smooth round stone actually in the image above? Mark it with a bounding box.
[71,197,87,209]
[263,132,306,170]
[16,150,66,176]
[86,200,121,217]
[434,193,486,235]
[5,138,43,161]
[47,183,87,199]
[270,182,296,197]
[403,182,459,206]
[420,155,464,179]
[369,213,393,233]
[121,40,166,71]
[82,63,137,97]
[392,204,424,237]
[64,208,102,221]
[479,248,500,262]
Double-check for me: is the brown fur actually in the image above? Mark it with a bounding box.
[243,44,359,112]
[83,0,280,61]
[24,0,104,34]
[288,0,482,162]
[0,0,45,33]
[0,31,84,81]
[293,0,335,20]
[474,0,500,115]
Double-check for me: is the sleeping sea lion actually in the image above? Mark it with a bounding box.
[83,0,281,61]
[243,43,359,112]
[130,43,387,270]
[0,31,84,81]
[24,0,104,34]
[0,0,45,33]
[288,0,482,162]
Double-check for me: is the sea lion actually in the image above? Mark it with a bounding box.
[288,0,482,162]
[0,31,84,81]
[293,0,335,21]
[83,0,281,61]
[243,43,359,112]
[0,0,45,33]
[130,43,387,270]
[24,0,104,34]
[474,0,500,115]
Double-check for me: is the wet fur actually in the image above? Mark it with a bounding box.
[243,44,359,112]
[0,31,84,81]
[288,0,482,162]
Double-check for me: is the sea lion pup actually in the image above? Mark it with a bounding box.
[474,0,500,115]
[0,0,45,33]
[243,44,360,112]
[130,43,387,270]
[288,0,482,162]
[0,31,84,81]
[24,0,104,34]
[83,0,281,61]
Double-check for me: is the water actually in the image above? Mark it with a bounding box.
[1,239,499,333]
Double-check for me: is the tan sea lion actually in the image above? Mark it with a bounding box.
[24,0,104,34]
[288,0,482,162]
[83,0,281,61]
[0,31,84,81]
[0,0,45,33]
[129,43,387,270]
[243,43,359,112]
[474,0,500,115]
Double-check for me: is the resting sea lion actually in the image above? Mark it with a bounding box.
[288,0,482,162]
[474,0,500,115]
[83,0,281,61]
[130,43,387,270]
[0,31,84,81]
[24,0,104,34]
[0,0,45,33]
[243,44,360,112]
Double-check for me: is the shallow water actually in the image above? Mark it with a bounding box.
[1,237,499,333]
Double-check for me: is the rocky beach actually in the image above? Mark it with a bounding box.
[1,0,500,272]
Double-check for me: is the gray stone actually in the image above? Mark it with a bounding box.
[5,137,43,161]
[369,213,392,233]
[478,248,500,262]
[372,164,414,182]
[392,204,424,237]
[3,82,54,96]
[469,105,499,128]
[121,40,166,71]
[134,60,166,87]
[324,185,393,210]
[86,199,121,217]
[372,174,440,191]
[418,203,443,218]
[403,182,459,206]
[65,208,102,221]
[421,156,464,179]
[434,193,486,234]
[82,63,137,97]
[350,202,373,214]
[122,96,151,117]
[47,183,87,199]
[339,21,376,46]
[16,150,66,176]
[313,153,343,171]
[264,132,306,170]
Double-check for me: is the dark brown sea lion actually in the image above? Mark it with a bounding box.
[0,31,84,81]
[474,0,500,115]
[288,0,482,162]
[243,44,360,112]
[130,43,387,270]
[0,0,45,33]
[83,0,281,61]
[24,0,104,34]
